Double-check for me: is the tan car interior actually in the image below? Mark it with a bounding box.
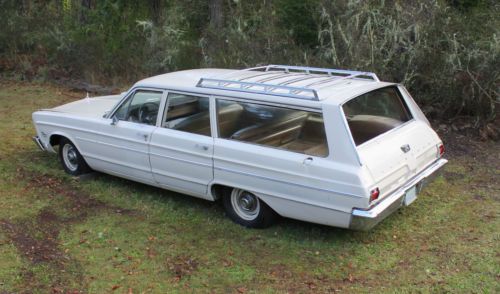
[162,100,328,157]
[346,115,403,145]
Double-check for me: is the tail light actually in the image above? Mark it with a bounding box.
[369,188,380,202]
[438,144,445,157]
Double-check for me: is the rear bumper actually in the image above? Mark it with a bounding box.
[349,158,448,231]
[32,136,46,151]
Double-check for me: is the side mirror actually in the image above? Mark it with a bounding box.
[110,116,119,125]
[102,111,110,118]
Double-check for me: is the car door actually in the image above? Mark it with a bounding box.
[80,89,164,185]
[149,92,214,199]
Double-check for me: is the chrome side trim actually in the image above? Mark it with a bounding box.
[76,137,148,155]
[152,168,208,186]
[214,166,363,199]
[149,142,212,159]
[32,136,46,151]
[36,121,149,147]
[214,154,352,186]
[149,152,212,168]
[82,153,152,173]
[349,158,447,230]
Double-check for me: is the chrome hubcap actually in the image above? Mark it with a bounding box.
[62,144,78,171]
[239,193,257,211]
[231,189,260,221]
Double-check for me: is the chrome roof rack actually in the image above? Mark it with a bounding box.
[252,64,379,82]
[196,65,379,101]
[196,78,319,100]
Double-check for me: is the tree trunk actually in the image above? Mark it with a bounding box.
[150,0,162,25]
[80,0,92,23]
[209,0,224,30]
[81,0,91,9]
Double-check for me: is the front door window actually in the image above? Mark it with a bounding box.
[115,90,163,126]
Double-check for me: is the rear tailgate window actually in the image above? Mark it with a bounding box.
[343,86,412,145]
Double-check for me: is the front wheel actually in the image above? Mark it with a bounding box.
[222,188,277,228]
[58,138,91,176]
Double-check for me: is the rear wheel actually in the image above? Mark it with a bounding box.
[222,188,277,228]
[58,138,91,176]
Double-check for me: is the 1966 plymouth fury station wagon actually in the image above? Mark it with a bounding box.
[32,65,447,230]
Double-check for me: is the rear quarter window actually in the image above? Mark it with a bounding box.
[343,87,412,145]
[216,99,329,157]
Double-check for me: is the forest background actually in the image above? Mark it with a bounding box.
[0,0,498,124]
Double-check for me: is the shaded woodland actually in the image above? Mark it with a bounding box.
[0,0,498,121]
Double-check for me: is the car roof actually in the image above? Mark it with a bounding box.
[134,67,396,107]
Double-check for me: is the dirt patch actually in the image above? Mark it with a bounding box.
[21,169,137,219]
[166,255,199,281]
[0,219,62,265]
[0,168,140,292]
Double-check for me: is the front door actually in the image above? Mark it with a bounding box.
[149,92,214,199]
[81,89,163,184]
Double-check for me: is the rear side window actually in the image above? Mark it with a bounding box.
[343,87,412,145]
[162,92,211,136]
[216,99,328,157]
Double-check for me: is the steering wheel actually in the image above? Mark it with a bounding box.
[138,102,159,125]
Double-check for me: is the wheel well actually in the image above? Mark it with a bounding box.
[49,134,63,147]
[210,185,276,213]
[211,184,232,200]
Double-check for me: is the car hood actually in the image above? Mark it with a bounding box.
[50,95,123,118]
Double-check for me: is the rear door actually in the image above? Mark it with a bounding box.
[149,92,214,199]
[343,86,441,198]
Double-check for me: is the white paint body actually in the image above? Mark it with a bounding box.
[32,68,445,229]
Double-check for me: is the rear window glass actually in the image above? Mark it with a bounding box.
[343,87,412,145]
[217,99,328,157]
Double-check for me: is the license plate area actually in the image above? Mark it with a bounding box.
[404,186,417,206]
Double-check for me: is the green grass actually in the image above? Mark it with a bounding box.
[0,80,499,293]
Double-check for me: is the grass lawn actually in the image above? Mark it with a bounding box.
[0,80,498,293]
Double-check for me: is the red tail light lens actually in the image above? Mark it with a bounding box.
[370,188,380,202]
[438,144,445,157]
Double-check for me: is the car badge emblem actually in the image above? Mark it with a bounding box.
[401,144,411,153]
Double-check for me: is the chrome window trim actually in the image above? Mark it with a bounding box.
[107,87,166,123]
[158,89,212,136]
[340,85,417,151]
[212,95,321,113]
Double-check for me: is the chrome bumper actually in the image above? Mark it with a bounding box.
[32,136,46,151]
[349,158,448,231]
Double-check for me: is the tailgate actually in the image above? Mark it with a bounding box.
[357,120,442,199]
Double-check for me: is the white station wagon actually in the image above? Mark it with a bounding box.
[32,65,447,230]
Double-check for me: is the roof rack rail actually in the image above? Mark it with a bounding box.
[196,65,379,101]
[196,78,319,101]
[255,64,380,82]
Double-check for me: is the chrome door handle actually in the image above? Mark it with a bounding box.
[303,157,313,165]
[195,144,209,151]
[137,133,149,141]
